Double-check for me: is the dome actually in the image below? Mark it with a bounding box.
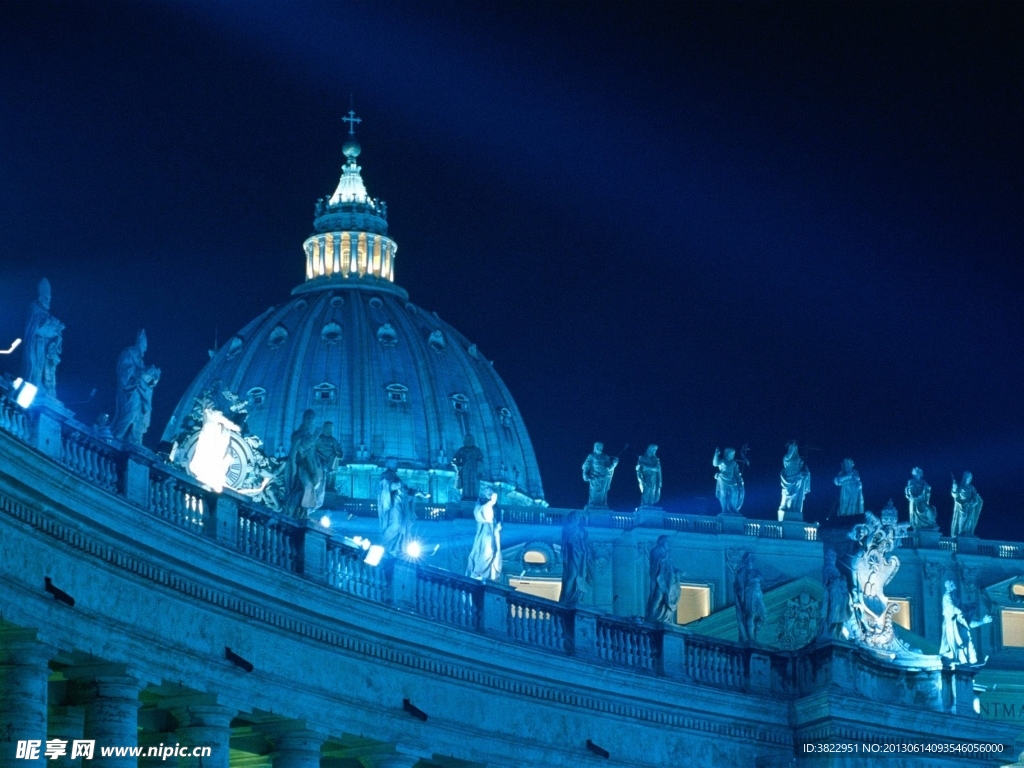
[161,119,545,507]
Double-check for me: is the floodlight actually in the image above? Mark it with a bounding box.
[364,544,385,566]
[319,514,331,528]
[405,540,422,559]
[0,338,21,355]
[12,378,38,408]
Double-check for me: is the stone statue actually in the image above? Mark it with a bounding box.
[22,278,64,399]
[452,433,484,502]
[285,409,326,517]
[559,511,593,605]
[951,472,983,537]
[377,458,421,557]
[833,459,863,517]
[733,552,766,643]
[636,444,662,508]
[315,421,344,491]
[713,446,746,516]
[582,442,618,508]
[818,549,850,640]
[939,580,991,665]
[905,467,937,530]
[845,511,911,652]
[466,492,502,581]
[777,441,810,522]
[111,330,160,444]
[645,534,679,623]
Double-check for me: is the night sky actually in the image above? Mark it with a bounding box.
[2,2,1022,539]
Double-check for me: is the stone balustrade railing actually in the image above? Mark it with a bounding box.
[0,392,1004,711]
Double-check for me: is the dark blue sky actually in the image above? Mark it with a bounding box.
[1,2,1022,537]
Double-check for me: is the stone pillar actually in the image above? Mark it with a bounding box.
[0,630,54,768]
[47,706,85,768]
[123,454,151,506]
[301,522,330,583]
[171,704,235,768]
[138,733,177,768]
[391,560,417,611]
[209,494,240,545]
[71,669,145,768]
[270,730,325,768]
[611,533,640,616]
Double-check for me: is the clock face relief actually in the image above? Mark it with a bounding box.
[225,440,245,487]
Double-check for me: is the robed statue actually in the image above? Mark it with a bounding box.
[777,441,810,522]
[377,458,422,557]
[285,409,326,517]
[466,492,502,581]
[833,458,864,517]
[733,552,766,643]
[645,534,679,623]
[315,421,344,492]
[818,549,851,640]
[559,511,593,605]
[939,580,991,664]
[22,278,64,399]
[951,472,983,537]
[713,446,746,516]
[452,433,484,501]
[905,467,938,530]
[636,444,662,508]
[582,442,618,508]
[112,330,160,444]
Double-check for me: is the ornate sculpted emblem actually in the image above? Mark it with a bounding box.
[776,592,821,649]
[169,384,284,510]
[846,511,910,652]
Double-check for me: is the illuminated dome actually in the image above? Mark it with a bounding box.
[162,116,545,506]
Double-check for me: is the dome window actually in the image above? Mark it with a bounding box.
[329,296,344,307]
[451,393,470,432]
[405,302,417,314]
[369,297,384,310]
[386,383,409,403]
[428,330,446,351]
[225,336,244,359]
[321,322,343,344]
[313,382,336,402]
[268,325,289,348]
[294,299,308,311]
[247,387,267,406]
[377,323,398,346]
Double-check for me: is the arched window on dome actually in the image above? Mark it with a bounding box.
[313,382,336,402]
[450,393,470,434]
[386,383,408,404]
[428,329,446,351]
[321,322,342,344]
[225,336,244,359]
[268,325,288,349]
[247,387,267,406]
[377,323,398,346]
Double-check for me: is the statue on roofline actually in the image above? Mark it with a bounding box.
[452,433,484,502]
[778,441,810,521]
[645,534,679,623]
[713,445,748,516]
[636,444,662,508]
[22,278,64,399]
[583,442,618,509]
[285,409,325,517]
[939,580,991,665]
[112,330,160,444]
[833,458,863,517]
[466,491,502,581]
[950,472,982,537]
[905,467,938,530]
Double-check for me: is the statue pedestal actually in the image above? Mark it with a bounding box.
[955,535,980,555]
[916,528,942,550]
[719,514,745,536]
[634,506,662,528]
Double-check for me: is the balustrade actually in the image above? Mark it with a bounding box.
[237,507,299,572]
[681,635,745,688]
[506,594,569,652]
[147,469,206,533]
[414,570,480,629]
[0,393,32,441]
[595,618,659,671]
[325,543,389,601]
[60,429,120,493]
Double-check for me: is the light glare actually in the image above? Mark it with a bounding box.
[364,544,385,567]
[405,541,422,559]
[15,380,38,409]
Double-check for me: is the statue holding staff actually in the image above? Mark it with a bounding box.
[112,330,160,444]
[22,278,64,399]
